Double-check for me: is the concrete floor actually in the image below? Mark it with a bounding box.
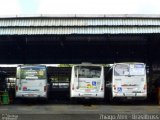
[0,104,160,120]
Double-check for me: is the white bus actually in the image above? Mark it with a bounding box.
[15,65,48,99]
[70,64,105,99]
[111,62,147,100]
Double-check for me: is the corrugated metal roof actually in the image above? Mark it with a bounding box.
[1,18,160,27]
[0,15,160,35]
[0,27,160,35]
[1,14,160,18]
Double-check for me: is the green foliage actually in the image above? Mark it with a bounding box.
[58,64,73,67]
[58,64,112,67]
[102,64,112,67]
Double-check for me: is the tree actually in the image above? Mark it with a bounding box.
[58,64,73,67]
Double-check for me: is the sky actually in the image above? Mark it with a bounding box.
[0,0,160,15]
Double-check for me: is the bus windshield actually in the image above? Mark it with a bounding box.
[20,67,46,79]
[114,64,145,76]
[75,66,101,78]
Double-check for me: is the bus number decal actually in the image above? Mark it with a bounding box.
[92,81,97,86]
[117,87,122,93]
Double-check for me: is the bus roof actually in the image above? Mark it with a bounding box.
[114,62,145,65]
[73,64,103,67]
[18,65,46,68]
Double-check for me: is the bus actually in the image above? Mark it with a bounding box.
[70,64,105,100]
[15,65,48,99]
[111,62,147,100]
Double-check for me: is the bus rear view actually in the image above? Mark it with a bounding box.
[15,65,48,99]
[70,64,104,99]
[112,63,147,100]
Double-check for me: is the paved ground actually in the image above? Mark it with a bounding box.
[0,104,160,120]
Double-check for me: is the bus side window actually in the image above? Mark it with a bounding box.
[74,67,78,77]
[16,67,20,79]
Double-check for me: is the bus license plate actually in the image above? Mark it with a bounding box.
[85,89,91,92]
[28,94,34,97]
[125,93,134,96]
[127,97,132,99]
